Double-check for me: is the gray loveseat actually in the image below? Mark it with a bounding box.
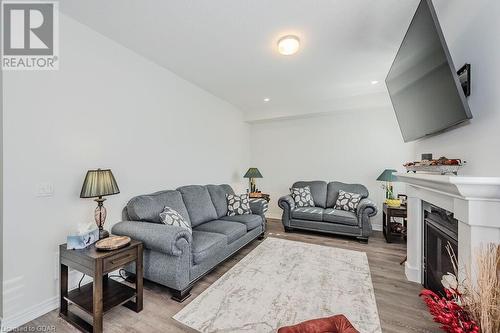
[111,184,266,302]
[278,181,377,242]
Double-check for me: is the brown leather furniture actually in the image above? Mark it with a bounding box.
[278,314,359,333]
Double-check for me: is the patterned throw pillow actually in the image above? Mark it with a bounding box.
[226,194,252,216]
[334,190,362,213]
[290,186,315,207]
[159,206,192,234]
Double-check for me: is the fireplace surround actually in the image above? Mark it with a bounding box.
[396,173,500,284]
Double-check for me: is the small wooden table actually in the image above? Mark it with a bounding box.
[249,192,270,202]
[382,203,407,243]
[59,239,143,333]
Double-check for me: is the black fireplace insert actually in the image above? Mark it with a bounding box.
[423,204,458,295]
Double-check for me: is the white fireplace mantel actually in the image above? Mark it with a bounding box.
[395,173,500,283]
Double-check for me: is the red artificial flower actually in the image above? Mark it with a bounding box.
[419,288,480,333]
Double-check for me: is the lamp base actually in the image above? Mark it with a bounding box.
[99,229,109,239]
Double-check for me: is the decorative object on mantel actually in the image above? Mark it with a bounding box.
[243,167,263,193]
[80,168,120,239]
[95,235,131,251]
[421,153,433,160]
[376,169,397,201]
[404,157,465,175]
[420,244,500,333]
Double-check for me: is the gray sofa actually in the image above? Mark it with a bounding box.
[278,181,377,242]
[111,184,266,302]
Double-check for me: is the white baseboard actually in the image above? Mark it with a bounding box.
[1,296,58,331]
[405,262,421,283]
[1,270,123,330]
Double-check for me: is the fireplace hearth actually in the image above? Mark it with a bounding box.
[423,204,458,295]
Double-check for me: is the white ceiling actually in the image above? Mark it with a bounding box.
[61,0,419,122]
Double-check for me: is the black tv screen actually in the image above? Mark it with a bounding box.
[385,0,472,142]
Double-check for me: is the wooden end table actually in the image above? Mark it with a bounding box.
[59,239,143,333]
[249,192,270,202]
[382,203,407,243]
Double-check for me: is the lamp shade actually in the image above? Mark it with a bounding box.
[376,169,398,182]
[243,168,263,178]
[80,169,120,198]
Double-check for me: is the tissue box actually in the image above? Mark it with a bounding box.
[67,228,99,250]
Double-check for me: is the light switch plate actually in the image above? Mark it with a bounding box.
[36,182,54,197]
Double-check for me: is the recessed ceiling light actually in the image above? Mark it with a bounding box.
[371,80,379,85]
[278,35,300,55]
[263,98,271,103]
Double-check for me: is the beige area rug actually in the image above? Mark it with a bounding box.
[174,237,381,333]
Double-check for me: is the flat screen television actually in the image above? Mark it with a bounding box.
[385,0,472,142]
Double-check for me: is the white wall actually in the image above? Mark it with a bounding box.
[1,14,250,328]
[0,48,3,322]
[413,0,500,175]
[249,107,414,226]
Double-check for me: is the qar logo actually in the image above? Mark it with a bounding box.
[2,1,59,70]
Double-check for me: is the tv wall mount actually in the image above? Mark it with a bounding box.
[457,63,471,97]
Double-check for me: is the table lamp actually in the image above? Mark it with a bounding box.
[80,169,120,239]
[243,168,263,193]
[376,169,397,200]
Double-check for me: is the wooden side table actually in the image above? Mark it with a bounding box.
[382,203,407,243]
[249,192,270,202]
[59,239,143,333]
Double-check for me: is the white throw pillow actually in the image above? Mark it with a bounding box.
[226,193,251,216]
[334,190,362,213]
[159,206,192,234]
[290,186,315,207]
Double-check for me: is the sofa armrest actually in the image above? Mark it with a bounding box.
[278,195,295,227]
[278,195,295,211]
[357,198,377,217]
[111,221,192,256]
[249,198,269,217]
[356,198,377,238]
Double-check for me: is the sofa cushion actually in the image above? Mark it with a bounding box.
[195,220,247,244]
[326,182,369,208]
[177,185,218,227]
[191,230,226,265]
[127,190,190,224]
[292,181,327,208]
[219,214,263,231]
[207,184,234,218]
[292,207,324,221]
[323,208,358,226]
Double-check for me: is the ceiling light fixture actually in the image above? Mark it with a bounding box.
[371,80,379,85]
[263,98,271,103]
[277,35,300,55]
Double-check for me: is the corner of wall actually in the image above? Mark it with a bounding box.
[0,51,4,324]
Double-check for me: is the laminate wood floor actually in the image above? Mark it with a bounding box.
[19,219,440,333]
